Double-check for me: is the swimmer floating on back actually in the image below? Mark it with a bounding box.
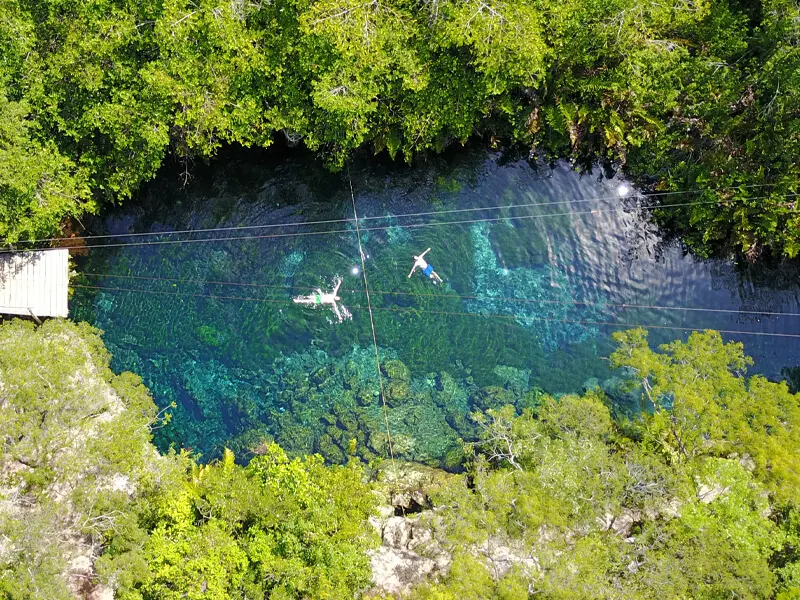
[293,277,352,323]
[408,248,443,283]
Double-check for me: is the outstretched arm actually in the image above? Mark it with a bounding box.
[333,279,342,294]
[420,248,431,258]
[408,265,417,278]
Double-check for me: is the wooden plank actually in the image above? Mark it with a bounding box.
[0,249,70,318]
[54,250,68,317]
[32,254,40,315]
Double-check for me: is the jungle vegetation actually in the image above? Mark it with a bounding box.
[0,0,798,256]
[2,319,800,599]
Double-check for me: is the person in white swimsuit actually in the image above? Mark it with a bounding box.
[408,248,443,283]
[293,277,351,322]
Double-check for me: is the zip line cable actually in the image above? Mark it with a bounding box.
[70,283,800,339]
[348,171,398,475]
[8,182,785,246]
[6,193,800,254]
[72,284,293,306]
[79,271,800,318]
[366,305,800,339]
[80,272,323,292]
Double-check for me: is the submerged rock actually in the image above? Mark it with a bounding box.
[474,385,517,411]
[493,364,531,395]
[467,222,602,351]
[600,375,646,413]
[383,359,411,382]
[382,359,412,405]
[153,334,564,467]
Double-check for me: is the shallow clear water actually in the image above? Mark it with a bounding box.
[71,147,800,465]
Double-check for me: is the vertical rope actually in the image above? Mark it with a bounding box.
[347,170,398,477]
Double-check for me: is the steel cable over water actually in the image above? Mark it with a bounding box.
[70,283,800,339]
[5,192,800,254]
[9,182,786,246]
[79,272,800,318]
[347,171,398,477]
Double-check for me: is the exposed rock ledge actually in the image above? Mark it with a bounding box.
[365,461,741,597]
[366,462,540,596]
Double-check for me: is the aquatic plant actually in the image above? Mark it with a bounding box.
[94,292,115,315]
[467,222,601,351]
[208,249,234,278]
[125,335,547,468]
[386,225,413,246]
[197,325,224,347]
[279,249,306,278]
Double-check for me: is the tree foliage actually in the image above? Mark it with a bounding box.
[3,320,800,598]
[99,444,378,600]
[0,0,798,255]
[611,328,800,503]
[0,319,158,599]
[403,330,800,599]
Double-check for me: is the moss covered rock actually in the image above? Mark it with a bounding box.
[382,359,411,382]
[385,380,411,405]
[474,385,517,411]
[373,462,456,511]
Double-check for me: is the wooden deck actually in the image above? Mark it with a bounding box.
[0,249,69,318]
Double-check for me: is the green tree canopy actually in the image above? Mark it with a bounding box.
[100,444,378,600]
[1,0,799,255]
[0,319,158,598]
[611,328,800,503]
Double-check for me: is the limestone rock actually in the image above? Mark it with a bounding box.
[480,541,539,579]
[378,514,436,553]
[368,546,438,596]
[382,359,411,382]
[697,483,728,504]
[611,509,640,537]
[88,585,115,600]
[582,377,601,393]
[382,360,411,406]
[383,516,414,549]
[474,386,517,411]
[739,453,756,472]
[374,462,453,511]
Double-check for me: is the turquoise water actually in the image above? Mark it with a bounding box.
[70,147,800,466]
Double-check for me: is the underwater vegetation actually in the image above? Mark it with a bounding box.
[69,149,800,469]
[279,250,306,278]
[147,343,544,467]
[467,222,602,350]
[386,225,413,246]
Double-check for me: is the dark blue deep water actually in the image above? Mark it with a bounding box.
[71,147,800,466]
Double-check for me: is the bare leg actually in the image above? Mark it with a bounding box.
[340,304,352,320]
[332,302,343,322]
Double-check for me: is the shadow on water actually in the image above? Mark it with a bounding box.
[71,144,800,465]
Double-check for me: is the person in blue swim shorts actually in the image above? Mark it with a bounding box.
[408,248,443,283]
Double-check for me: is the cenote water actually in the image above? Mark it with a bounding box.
[71,147,800,467]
